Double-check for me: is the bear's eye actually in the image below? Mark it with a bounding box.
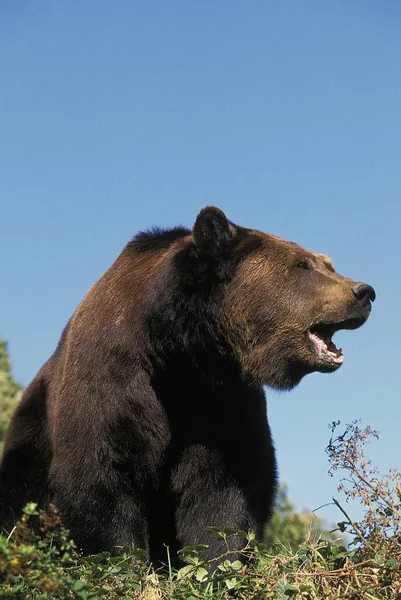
[296,261,310,270]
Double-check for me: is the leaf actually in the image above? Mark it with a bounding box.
[275,578,289,600]
[110,565,123,574]
[177,564,196,579]
[205,526,220,534]
[222,526,236,536]
[23,503,39,516]
[224,577,239,590]
[88,588,108,599]
[86,551,111,564]
[299,584,315,592]
[195,566,208,582]
[178,545,201,555]
[217,559,233,572]
[131,548,148,560]
[285,584,300,596]
[193,544,209,552]
[385,557,399,569]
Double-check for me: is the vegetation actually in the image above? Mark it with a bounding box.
[264,485,335,554]
[0,340,400,598]
[0,340,21,453]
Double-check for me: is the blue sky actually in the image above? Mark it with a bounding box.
[1,1,400,527]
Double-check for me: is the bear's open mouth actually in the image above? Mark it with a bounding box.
[307,317,366,366]
[308,324,343,365]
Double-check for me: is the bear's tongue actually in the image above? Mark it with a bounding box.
[308,329,343,364]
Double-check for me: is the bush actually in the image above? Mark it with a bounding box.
[0,340,22,453]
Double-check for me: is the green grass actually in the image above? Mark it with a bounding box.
[1,492,400,600]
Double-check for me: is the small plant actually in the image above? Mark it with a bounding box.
[0,503,83,599]
[326,420,401,592]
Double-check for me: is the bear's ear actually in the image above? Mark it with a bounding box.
[193,206,236,256]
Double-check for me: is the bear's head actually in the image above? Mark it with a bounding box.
[190,206,375,390]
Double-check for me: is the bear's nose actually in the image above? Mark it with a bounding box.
[353,283,376,303]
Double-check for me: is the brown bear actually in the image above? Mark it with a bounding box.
[0,207,375,563]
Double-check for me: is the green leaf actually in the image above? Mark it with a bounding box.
[195,566,208,582]
[73,580,86,591]
[285,584,300,596]
[110,565,123,573]
[177,564,196,579]
[224,577,239,590]
[385,557,399,569]
[275,578,289,600]
[86,551,111,564]
[23,502,39,516]
[178,545,201,555]
[217,559,233,572]
[237,530,249,540]
[299,584,315,592]
[222,526,236,536]
[193,544,208,552]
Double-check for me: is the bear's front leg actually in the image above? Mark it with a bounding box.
[171,444,266,564]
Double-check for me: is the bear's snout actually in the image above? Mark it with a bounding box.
[352,283,376,306]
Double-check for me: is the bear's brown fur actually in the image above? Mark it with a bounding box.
[0,207,375,562]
